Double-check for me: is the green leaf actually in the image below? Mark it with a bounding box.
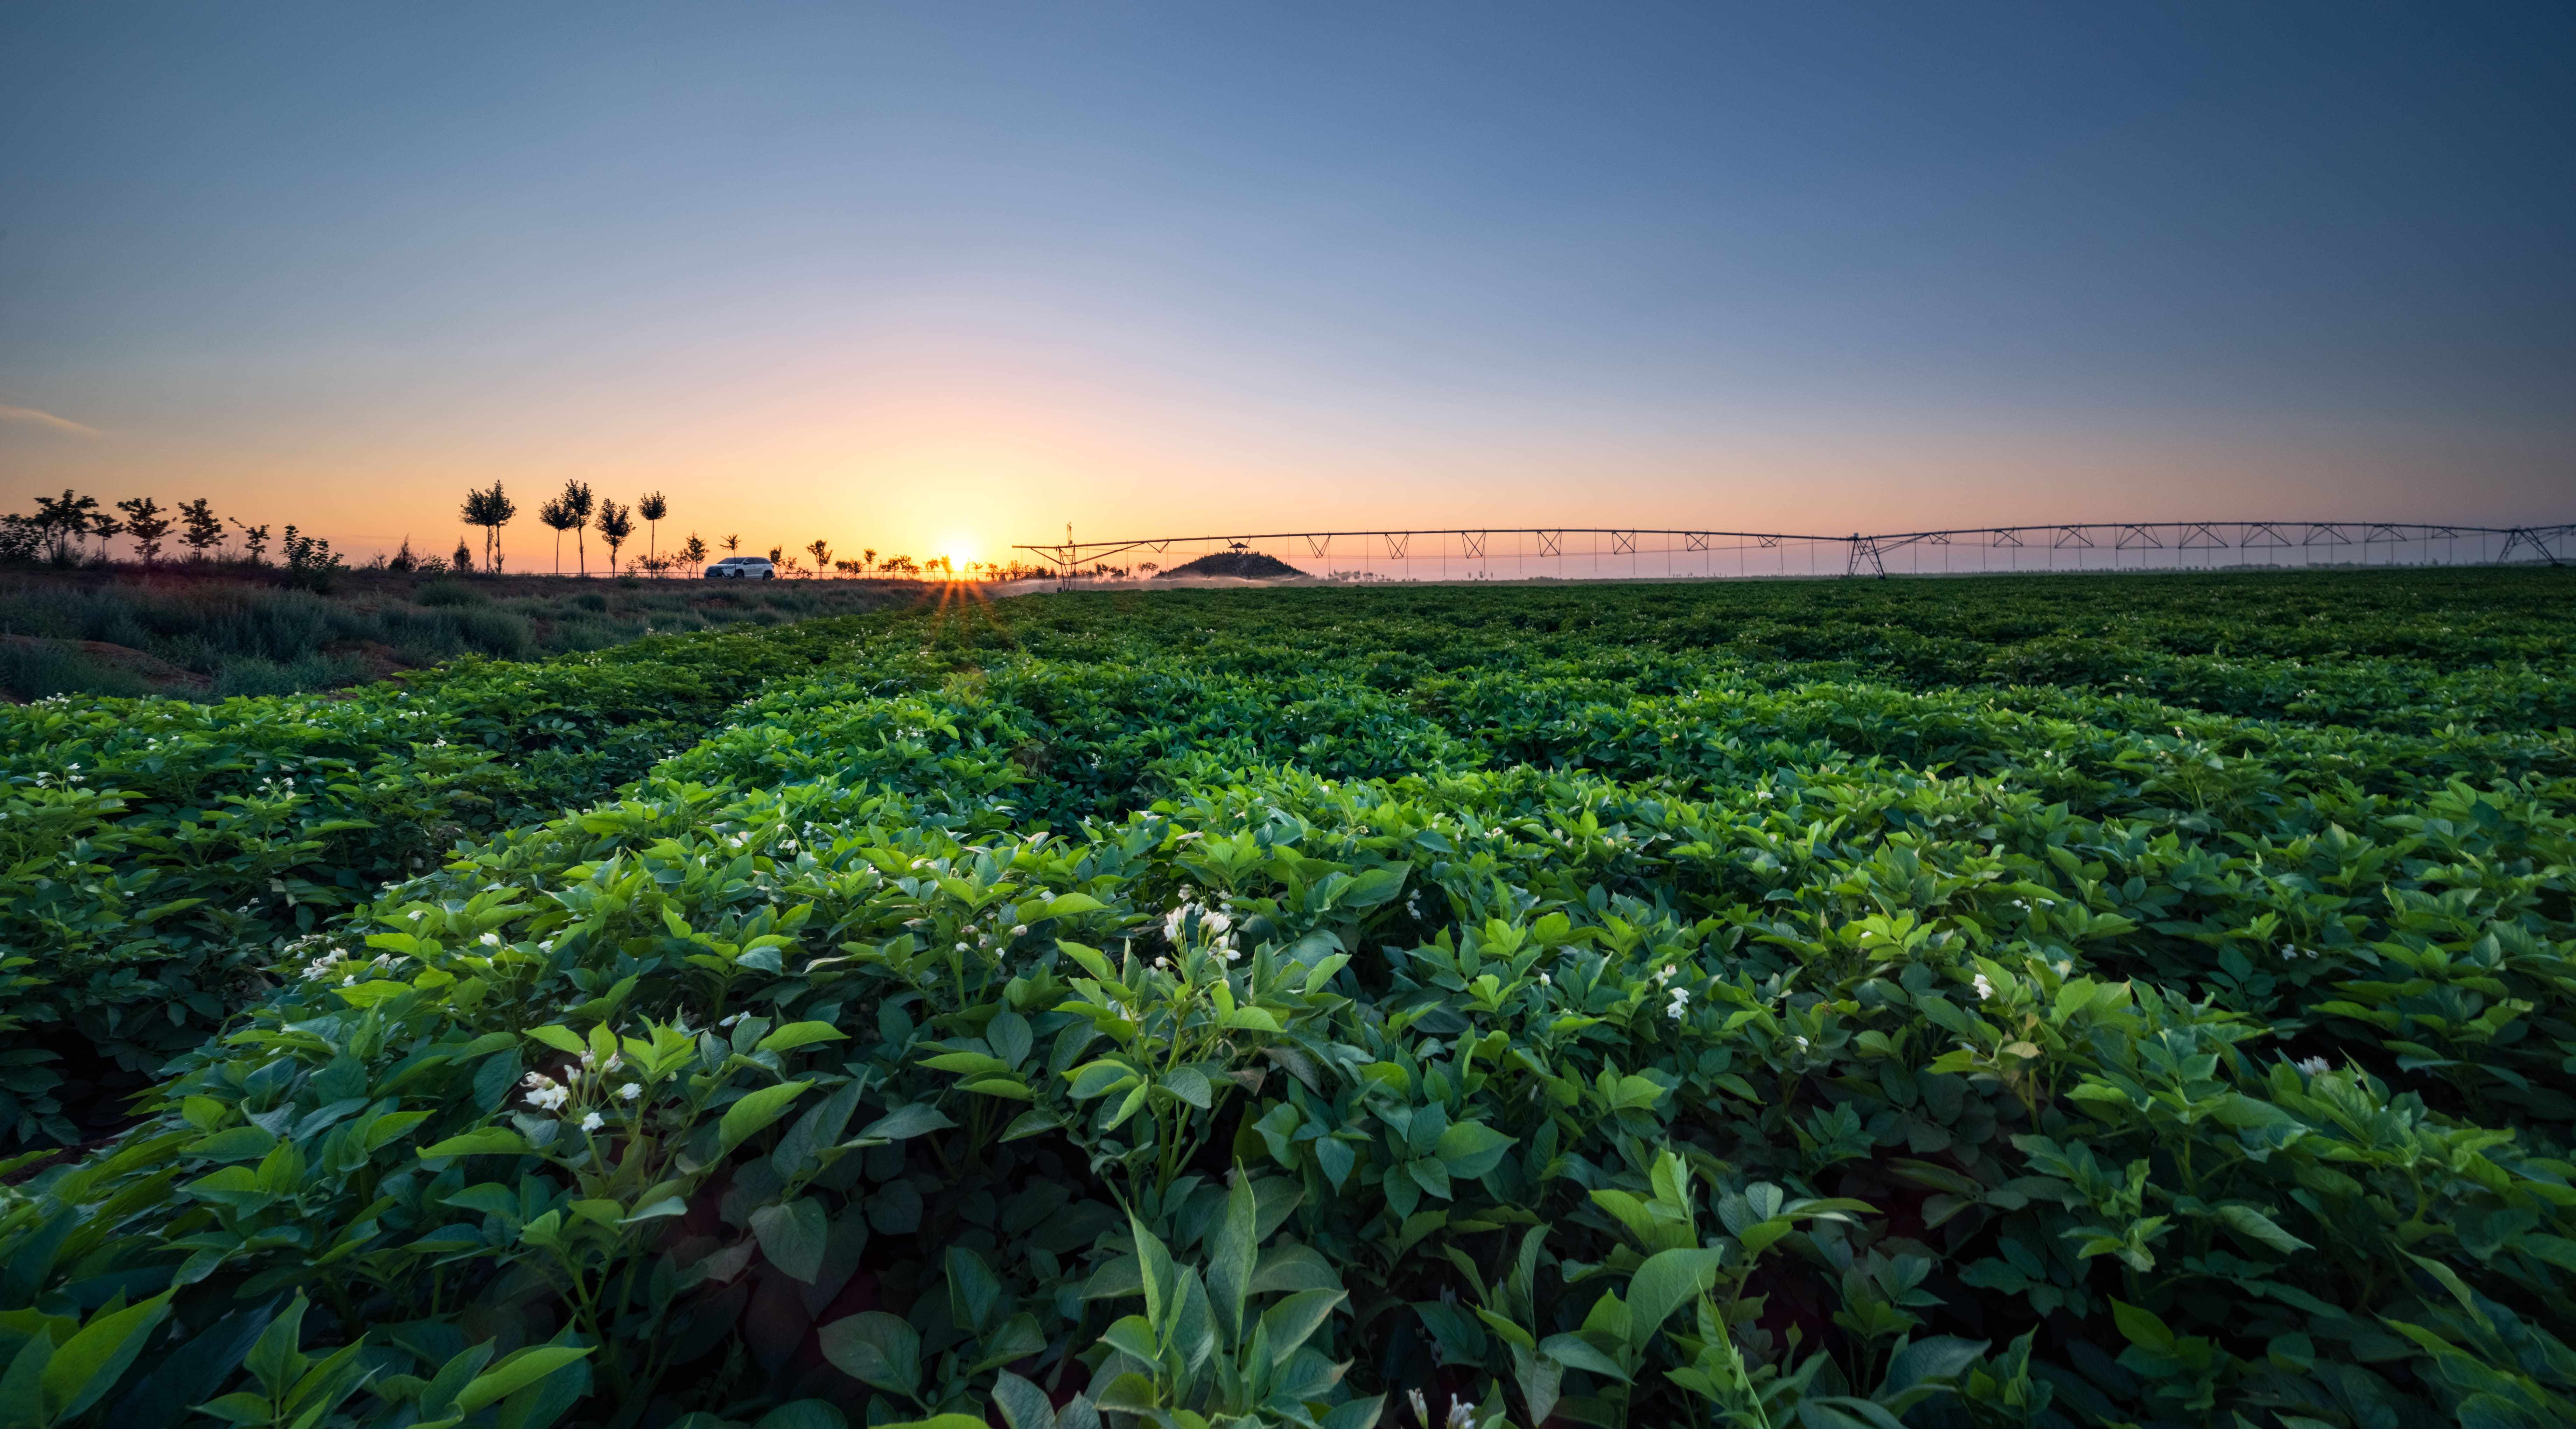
[818,1312,920,1397]
[756,1022,849,1055]
[2109,1299,2175,1355]
[719,1080,815,1156]
[1624,1249,1723,1348]
[1207,1172,1257,1346]
[41,1291,173,1420]
[418,1128,533,1160]
[525,1026,586,1055]
[990,1371,1056,1429]
[2216,1204,2313,1253]
[1161,1067,1212,1109]
[857,1103,955,1142]
[1432,1121,1517,1180]
[1540,1332,1631,1383]
[453,1345,593,1415]
[1257,1289,1344,1367]
[751,1198,831,1282]
[183,1127,279,1163]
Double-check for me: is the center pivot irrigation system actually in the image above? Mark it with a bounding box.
[1018,520,2574,585]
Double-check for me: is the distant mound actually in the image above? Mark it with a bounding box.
[1155,550,1308,579]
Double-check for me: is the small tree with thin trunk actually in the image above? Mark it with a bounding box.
[230,519,271,565]
[722,534,741,556]
[460,481,516,573]
[539,496,580,573]
[453,536,475,571]
[680,532,708,575]
[177,499,224,561]
[805,538,832,576]
[560,479,596,575]
[32,492,96,563]
[117,498,173,568]
[862,548,877,575]
[89,509,123,563]
[595,499,634,574]
[638,492,667,569]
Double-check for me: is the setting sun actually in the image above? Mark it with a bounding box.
[936,535,980,569]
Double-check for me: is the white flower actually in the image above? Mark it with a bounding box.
[1407,1390,1429,1427]
[579,1111,604,1132]
[719,1013,744,1028]
[955,942,970,952]
[480,932,502,947]
[620,1083,642,1101]
[1011,924,1028,937]
[528,1085,570,1111]
[579,1049,597,1068]
[1972,974,1996,1001]
[1792,1035,1810,1053]
[2296,1056,2330,1077]
[1447,1400,1475,1429]
[1666,987,1690,1020]
[1537,972,1551,986]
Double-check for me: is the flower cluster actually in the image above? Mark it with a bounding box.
[1972,973,1997,1001]
[1665,985,1691,1021]
[1162,886,1239,962]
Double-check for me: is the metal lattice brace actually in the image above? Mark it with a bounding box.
[2303,524,2352,546]
[1757,535,1780,548]
[2499,527,2567,566]
[1685,533,1710,551]
[2243,523,2290,548]
[1611,531,1637,555]
[2178,523,2227,549]
[1304,535,1331,557]
[2116,525,2165,549]
[1462,532,1487,558]
[1846,535,1887,577]
[2054,527,2096,549]
[1993,529,2026,548]
[1537,531,1563,557]
[1384,533,1410,559]
[2365,525,2405,544]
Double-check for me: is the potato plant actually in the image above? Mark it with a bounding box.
[0,568,2571,1429]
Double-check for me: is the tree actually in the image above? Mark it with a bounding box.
[805,538,832,576]
[88,508,123,562]
[230,519,272,565]
[722,534,741,556]
[454,536,474,571]
[460,481,516,573]
[32,491,97,563]
[539,495,580,573]
[595,498,634,573]
[177,499,224,561]
[559,479,596,575]
[680,532,708,575]
[116,497,173,567]
[638,492,667,568]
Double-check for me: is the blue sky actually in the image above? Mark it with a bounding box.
[3,2,2569,557]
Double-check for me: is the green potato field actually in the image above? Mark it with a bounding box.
[4,567,2573,1429]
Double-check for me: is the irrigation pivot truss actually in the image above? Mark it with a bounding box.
[1018,520,2572,584]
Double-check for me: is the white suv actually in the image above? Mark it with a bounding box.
[705,556,777,580]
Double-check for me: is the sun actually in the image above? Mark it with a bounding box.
[936,534,980,569]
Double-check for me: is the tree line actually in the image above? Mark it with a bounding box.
[6,483,1056,582]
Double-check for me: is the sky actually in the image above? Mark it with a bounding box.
[3,1,2571,568]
